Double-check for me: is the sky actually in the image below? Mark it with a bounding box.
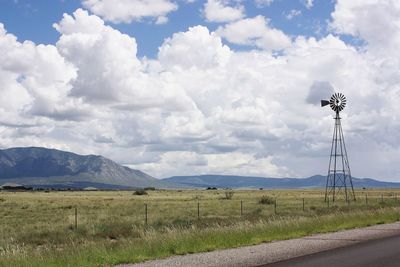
[0,0,399,181]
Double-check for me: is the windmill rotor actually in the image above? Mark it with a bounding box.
[329,93,346,112]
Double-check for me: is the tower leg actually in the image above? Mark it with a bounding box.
[325,111,355,202]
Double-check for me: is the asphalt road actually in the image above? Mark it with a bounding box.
[261,234,400,267]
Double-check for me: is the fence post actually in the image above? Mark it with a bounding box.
[240,200,243,216]
[365,194,368,205]
[274,198,277,214]
[145,204,148,225]
[381,194,384,203]
[302,198,305,212]
[197,202,200,220]
[74,206,78,230]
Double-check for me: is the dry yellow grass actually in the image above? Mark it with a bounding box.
[0,188,399,266]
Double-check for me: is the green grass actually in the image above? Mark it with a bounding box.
[0,189,399,266]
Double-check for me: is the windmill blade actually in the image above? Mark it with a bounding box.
[328,92,347,112]
[321,100,330,107]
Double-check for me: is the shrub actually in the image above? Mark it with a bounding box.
[206,187,217,190]
[144,187,156,191]
[259,195,275,205]
[254,208,262,215]
[133,189,148,195]
[224,190,234,200]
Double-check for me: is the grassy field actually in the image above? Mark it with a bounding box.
[0,188,399,266]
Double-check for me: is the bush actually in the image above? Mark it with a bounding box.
[144,187,156,191]
[259,195,275,205]
[253,208,262,215]
[224,190,234,200]
[133,189,148,195]
[206,187,217,190]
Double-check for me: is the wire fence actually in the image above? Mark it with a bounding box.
[1,193,398,232]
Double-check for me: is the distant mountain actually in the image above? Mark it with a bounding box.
[0,147,170,189]
[163,174,400,189]
[2,147,398,190]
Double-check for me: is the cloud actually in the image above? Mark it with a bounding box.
[306,81,335,105]
[130,151,290,178]
[302,0,313,9]
[94,134,115,143]
[2,4,400,182]
[158,25,232,69]
[54,9,142,104]
[216,15,291,50]
[81,0,178,23]
[203,0,245,23]
[0,23,85,122]
[155,16,168,25]
[285,9,301,20]
[254,0,274,8]
[330,0,400,55]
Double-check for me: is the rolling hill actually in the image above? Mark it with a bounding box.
[163,174,400,189]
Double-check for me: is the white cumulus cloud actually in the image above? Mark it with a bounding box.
[158,25,232,69]
[216,15,291,50]
[81,0,178,23]
[203,0,245,23]
[54,8,142,104]
[330,0,400,55]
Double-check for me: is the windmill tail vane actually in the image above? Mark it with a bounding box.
[321,93,355,202]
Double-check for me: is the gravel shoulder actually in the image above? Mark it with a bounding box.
[117,222,400,267]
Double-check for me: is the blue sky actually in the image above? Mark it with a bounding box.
[1,0,399,181]
[1,0,335,57]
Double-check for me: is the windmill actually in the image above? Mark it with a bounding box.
[321,93,355,202]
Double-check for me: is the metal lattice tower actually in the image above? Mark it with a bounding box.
[321,93,355,202]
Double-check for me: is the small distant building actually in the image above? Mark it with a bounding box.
[83,186,98,191]
[0,183,31,191]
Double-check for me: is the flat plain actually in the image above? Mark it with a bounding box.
[0,188,400,267]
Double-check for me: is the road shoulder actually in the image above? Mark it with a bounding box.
[117,222,400,267]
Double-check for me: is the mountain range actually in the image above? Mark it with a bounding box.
[0,147,399,189]
[163,174,400,189]
[0,147,170,189]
